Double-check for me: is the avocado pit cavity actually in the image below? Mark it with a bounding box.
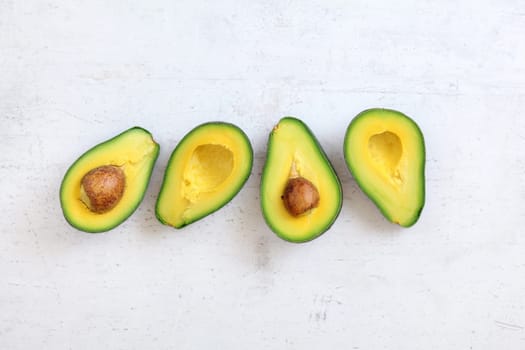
[282,177,320,217]
[183,144,234,203]
[368,131,403,185]
[80,165,125,213]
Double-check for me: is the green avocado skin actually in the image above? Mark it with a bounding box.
[60,127,160,233]
[261,117,343,243]
[344,108,425,227]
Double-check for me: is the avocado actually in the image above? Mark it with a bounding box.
[155,122,253,228]
[260,117,343,243]
[60,127,160,233]
[343,108,425,227]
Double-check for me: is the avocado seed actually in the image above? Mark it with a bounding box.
[281,177,320,217]
[80,165,125,213]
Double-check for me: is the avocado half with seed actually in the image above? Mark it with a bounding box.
[155,122,253,228]
[260,117,343,243]
[343,108,425,227]
[60,127,160,233]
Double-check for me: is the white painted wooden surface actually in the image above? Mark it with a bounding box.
[1,1,525,349]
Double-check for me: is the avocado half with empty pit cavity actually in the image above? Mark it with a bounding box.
[155,122,253,228]
[260,117,343,243]
[60,127,160,233]
[344,108,425,227]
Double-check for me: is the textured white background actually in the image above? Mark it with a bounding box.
[1,0,525,349]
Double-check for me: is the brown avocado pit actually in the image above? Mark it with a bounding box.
[281,177,320,217]
[80,165,126,214]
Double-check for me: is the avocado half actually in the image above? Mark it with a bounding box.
[343,108,425,227]
[60,127,160,233]
[260,117,343,243]
[155,122,253,228]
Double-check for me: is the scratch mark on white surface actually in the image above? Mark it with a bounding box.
[309,310,327,322]
[255,235,270,270]
[494,320,524,330]
[7,282,60,291]
[367,274,386,281]
[53,108,99,124]
[308,294,343,323]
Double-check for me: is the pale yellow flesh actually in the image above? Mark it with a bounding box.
[261,119,341,241]
[183,144,234,203]
[346,113,423,225]
[156,125,252,228]
[61,129,158,231]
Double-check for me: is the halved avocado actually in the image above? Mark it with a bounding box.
[155,122,253,228]
[60,127,160,233]
[344,108,425,227]
[261,117,343,243]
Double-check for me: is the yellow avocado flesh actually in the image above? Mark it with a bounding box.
[344,109,425,226]
[156,123,253,228]
[261,117,342,242]
[60,127,160,233]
